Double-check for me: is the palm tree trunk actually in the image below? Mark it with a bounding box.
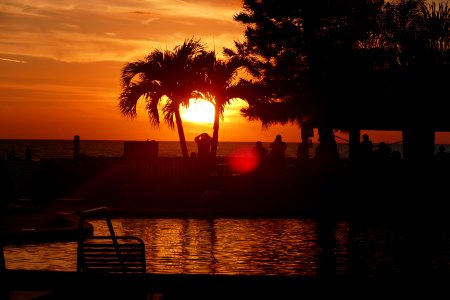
[210,106,220,158]
[402,127,435,161]
[174,109,189,159]
[317,127,339,160]
[348,128,361,161]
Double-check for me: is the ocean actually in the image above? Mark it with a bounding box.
[0,139,414,161]
[0,139,333,160]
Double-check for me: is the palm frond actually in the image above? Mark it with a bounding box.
[161,100,176,129]
[120,60,149,88]
[145,91,163,127]
[118,83,149,118]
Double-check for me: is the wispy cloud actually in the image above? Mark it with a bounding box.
[0,57,27,63]
[0,0,244,62]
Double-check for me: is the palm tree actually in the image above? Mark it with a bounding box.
[381,0,427,67]
[376,0,450,160]
[118,38,206,159]
[197,44,256,158]
[420,1,450,65]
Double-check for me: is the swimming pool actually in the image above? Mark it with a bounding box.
[4,218,450,277]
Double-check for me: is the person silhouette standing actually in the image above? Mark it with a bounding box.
[269,134,287,174]
[359,134,373,161]
[252,141,268,175]
[195,133,213,175]
[24,146,32,161]
[252,141,268,161]
[435,145,448,160]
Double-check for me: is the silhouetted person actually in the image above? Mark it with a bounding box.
[269,134,287,174]
[252,141,268,174]
[269,135,287,158]
[195,133,212,175]
[435,145,448,160]
[24,146,32,161]
[374,141,392,160]
[359,134,373,160]
[195,133,212,159]
[252,141,268,161]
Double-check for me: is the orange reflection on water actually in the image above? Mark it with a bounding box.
[3,218,332,275]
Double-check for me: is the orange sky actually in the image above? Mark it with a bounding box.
[1,0,449,145]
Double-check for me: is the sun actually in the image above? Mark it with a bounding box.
[181,99,215,123]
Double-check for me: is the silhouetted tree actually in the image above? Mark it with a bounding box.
[377,1,450,160]
[119,38,206,159]
[420,2,450,64]
[235,0,449,161]
[198,42,257,158]
[234,0,384,159]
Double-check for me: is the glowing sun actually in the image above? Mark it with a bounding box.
[181,99,215,123]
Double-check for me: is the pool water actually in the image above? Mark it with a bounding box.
[4,218,450,277]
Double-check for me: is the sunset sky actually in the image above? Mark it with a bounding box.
[1,0,448,144]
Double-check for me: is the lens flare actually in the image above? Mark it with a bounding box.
[226,147,259,174]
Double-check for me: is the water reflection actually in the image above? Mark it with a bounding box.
[4,218,450,277]
[120,218,322,275]
[4,242,78,271]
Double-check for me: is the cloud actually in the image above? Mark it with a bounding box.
[1,0,244,62]
[0,57,27,63]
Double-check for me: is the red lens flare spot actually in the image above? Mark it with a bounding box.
[227,147,259,174]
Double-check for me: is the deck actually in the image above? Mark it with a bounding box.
[3,269,449,299]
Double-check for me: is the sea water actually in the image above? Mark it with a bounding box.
[0,139,414,161]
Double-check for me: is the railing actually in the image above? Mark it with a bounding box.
[6,154,450,204]
[123,156,238,178]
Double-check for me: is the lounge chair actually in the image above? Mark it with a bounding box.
[1,207,152,300]
[74,207,151,300]
[76,207,146,274]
